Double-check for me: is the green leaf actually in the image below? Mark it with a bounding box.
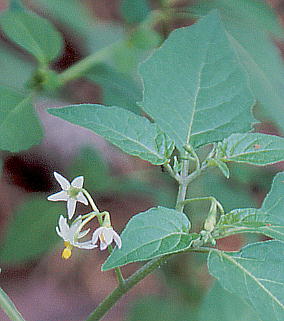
[87,63,143,115]
[120,0,150,24]
[209,159,230,178]
[48,104,174,165]
[30,0,93,35]
[259,171,284,226]
[0,87,43,152]
[0,10,63,64]
[219,133,284,165]
[199,281,260,321]
[208,241,284,321]
[190,4,284,134]
[0,198,63,264]
[191,0,284,38]
[217,172,284,240]
[102,206,196,271]
[228,27,284,135]
[139,11,255,151]
[0,42,34,90]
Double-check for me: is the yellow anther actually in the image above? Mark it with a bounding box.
[62,247,72,259]
[62,241,73,260]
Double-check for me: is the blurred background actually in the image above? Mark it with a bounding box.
[0,0,284,320]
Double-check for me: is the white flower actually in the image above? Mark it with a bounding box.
[48,172,88,219]
[92,226,122,251]
[56,215,97,259]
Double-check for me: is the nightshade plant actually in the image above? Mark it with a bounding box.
[1,1,284,321]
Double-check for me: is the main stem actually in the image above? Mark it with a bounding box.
[85,155,191,321]
[0,288,26,321]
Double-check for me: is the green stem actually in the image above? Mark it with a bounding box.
[81,190,125,285]
[82,189,101,223]
[0,287,26,321]
[85,147,195,320]
[163,163,180,182]
[85,255,172,321]
[57,43,120,85]
[175,153,190,212]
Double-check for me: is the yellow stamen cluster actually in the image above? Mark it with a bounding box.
[62,241,73,259]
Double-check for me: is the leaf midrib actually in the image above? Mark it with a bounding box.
[83,118,165,161]
[105,232,191,267]
[216,250,284,311]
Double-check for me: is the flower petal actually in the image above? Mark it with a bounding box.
[91,226,105,244]
[55,226,63,239]
[112,230,122,249]
[100,241,108,251]
[76,241,98,249]
[78,228,90,239]
[67,199,77,219]
[56,215,69,240]
[69,220,81,238]
[76,192,88,205]
[54,172,70,190]
[103,228,115,245]
[47,191,68,202]
[71,176,84,188]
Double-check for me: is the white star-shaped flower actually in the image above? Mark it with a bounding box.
[92,226,122,251]
[56,215,97,259]
[48,172,88,219]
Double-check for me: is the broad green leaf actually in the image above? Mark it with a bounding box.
[219,133,284,165]
[208,241,284,321]
[102,206,196,271]
[48,105,174,165]
[216,172,284,240]
[190,4,284,134]
[0,10,63,64]
[228,27,284,134]
[139,11,255,151]
[120,0,150,24]
[0,198,63,264]
[127,296,194,321]
[0,42,34,90]
[191,0,284,38]
[87,64,143,115]
[31,0,93,35]
[199,282,260,321]
[0,87,43,152]
[260,171,284,226]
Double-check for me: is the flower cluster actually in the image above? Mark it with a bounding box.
[48,172,122,259]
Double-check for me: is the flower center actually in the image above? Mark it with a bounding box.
[62,241,73,259]
[67,187,80,199]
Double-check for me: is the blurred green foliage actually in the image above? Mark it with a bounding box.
[0,198,63,264]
